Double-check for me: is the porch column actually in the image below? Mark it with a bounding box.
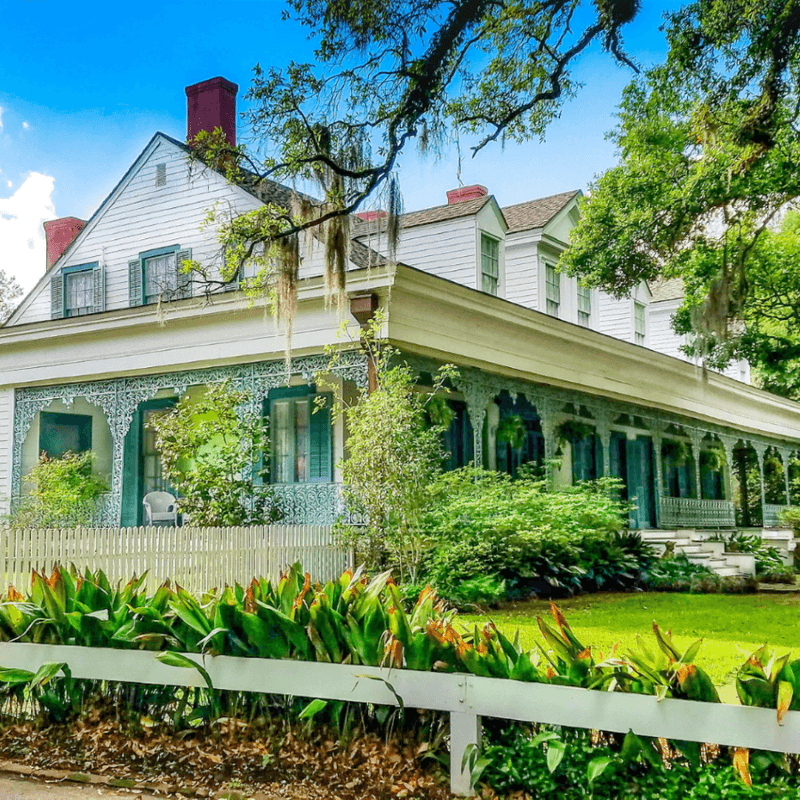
[596,412,612,478]
[540,398,559,462]
[753,441,768,515]
[458,379,497,470]
[719,434,736,503]
[779,447,792,506]
[651,430,664,528]
[688,429,703,500]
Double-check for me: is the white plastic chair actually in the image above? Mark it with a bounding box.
[143,491,178,526]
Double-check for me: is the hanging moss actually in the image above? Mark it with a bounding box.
[496,414,527,449]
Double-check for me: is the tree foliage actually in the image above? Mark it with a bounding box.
[189,0,642,331]
[147,383,270,526]
[563,0,800,395]
[326,315,455,582]
[12,452,108,528]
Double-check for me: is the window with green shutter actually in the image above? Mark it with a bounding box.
[545,263,560,317]
[129,245,192,306]
[51,263,104,320]
[39,412,92,458]
[480,234,499,295]
[267,386,333,483]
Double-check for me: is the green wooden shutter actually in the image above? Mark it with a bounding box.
[309,392,333,482]
[120,408,142,527]
[175,248,193,299]
[128,259,143,307]
[51,273,64,319]
[223,255,240,292]
[93,264,105,313]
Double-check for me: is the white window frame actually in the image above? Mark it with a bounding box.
[480,234,500,295]
[545,262,560,318]
[577,284,592,327]
[634,301,647,344]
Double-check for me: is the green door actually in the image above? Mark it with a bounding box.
[121,398,176,526]
[626,436,656,529]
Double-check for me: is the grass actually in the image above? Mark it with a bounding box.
[463,591,800,696]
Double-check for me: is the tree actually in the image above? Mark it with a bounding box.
[0,269,23,323]
[324,315,455,582]
[189,0,643,329]
[147,382,270,526]
[562,0,800,396]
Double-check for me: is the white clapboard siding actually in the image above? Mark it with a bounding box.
[0,525,352,593]
[13,137,265,327]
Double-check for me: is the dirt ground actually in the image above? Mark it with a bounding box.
[0,773,159,800]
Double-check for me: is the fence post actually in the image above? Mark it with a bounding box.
[450,711,481,796]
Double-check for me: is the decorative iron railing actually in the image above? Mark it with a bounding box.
[260,483,363,526]
[763,504,789,528]
[659,496,735,528]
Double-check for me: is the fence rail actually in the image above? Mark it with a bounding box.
[0,525,350,591]
[0,643,798,796]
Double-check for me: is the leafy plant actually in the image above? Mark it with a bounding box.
[323,313,456,583]
[11,451,108,528]
[147,381,270,526]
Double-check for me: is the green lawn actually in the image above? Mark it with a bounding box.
[462,592,800,696]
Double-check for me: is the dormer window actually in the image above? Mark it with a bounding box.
[577,284,591,327]
[634,301,646,344]
[50,262,105,320]
[545,263,560,317]
[480,234,499,295]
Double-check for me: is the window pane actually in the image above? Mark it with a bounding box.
[145,253,177,302]
[480,235,499,295]
[545,265,560,312]
[634,302,646,343]
[272,401,293,483]
[66,271,93,316]
[294,399,309,482]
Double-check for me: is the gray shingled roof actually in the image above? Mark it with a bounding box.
[502,190,580,233]
[650,277,685,303]
[399,194,495,228]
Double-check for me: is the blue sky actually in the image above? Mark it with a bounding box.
[1,0,682,293]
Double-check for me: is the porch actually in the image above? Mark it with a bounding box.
[11,351,800,532]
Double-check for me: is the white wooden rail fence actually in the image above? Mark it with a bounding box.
[0,643,798,796]
[0,525,351,591]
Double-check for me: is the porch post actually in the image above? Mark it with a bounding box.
[652,430,664,528]
[688,429,703,500]
[719,435,736,504]
[457,378,496,470]
[779,447,792,506]
[596,412,612,478]
[753,441,768,517]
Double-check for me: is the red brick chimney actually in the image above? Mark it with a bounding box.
[43,217,86,271]
[446,185,488,204]
[354,210,387,222]
[185,77,239,146]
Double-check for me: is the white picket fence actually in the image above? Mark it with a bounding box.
[0,525,351,591]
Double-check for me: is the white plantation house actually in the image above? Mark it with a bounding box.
[1,76,799,547]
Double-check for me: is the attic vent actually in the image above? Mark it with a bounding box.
[155,163,167,187]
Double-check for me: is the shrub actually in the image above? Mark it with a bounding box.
[11,451,108,528]
[147,381,270,526]
[643,556,758,594]
[419,469,651,602]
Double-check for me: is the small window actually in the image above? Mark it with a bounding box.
[480,234,500,295]
[39,412,92,458]
[155,163,167,187]
[545,263,560,317]
[65,269,94,317]
[577,284,591,327]
[145,252,178,304]
[634,301,646,344]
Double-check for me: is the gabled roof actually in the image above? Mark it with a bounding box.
[650,277,685,303]
[398,194,496,228]
[502,190,580,233]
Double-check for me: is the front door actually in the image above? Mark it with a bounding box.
[609,432,656,529]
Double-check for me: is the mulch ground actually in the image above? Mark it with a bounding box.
[0,717,453,800]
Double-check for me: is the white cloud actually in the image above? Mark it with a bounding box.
[6,180,11,189]
[22,121,29,131]
[0,172,56,293]
[0,107,4,131]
